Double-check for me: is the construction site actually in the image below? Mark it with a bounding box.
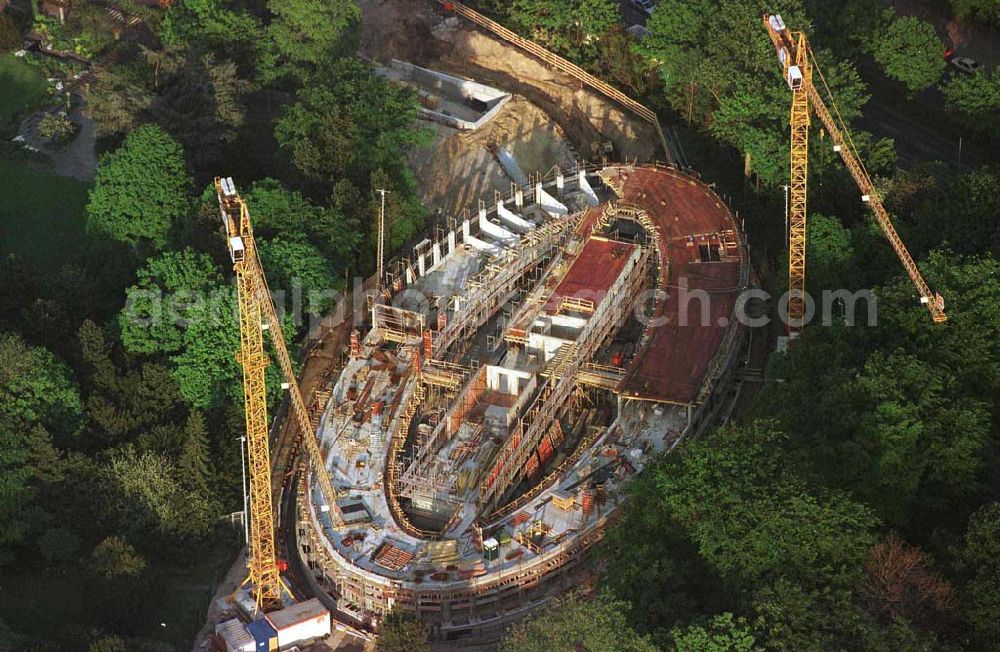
[202,3,950,650]
[290,161,750,642]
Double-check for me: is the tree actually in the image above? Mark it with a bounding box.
[85,125,192,250]
[245,178,360,270]
[0,334,80,563]
[501,593,657,652]
[506,0,620,62]
[940,70,1000,136]
[160,0,263,70]
[0,13,20,52]
[149,52,252,170]
[258,235,340,320]
[369,168,428,256]
[805,213,855,293]
[860,534,956,629]
[956,503,1000,648]
[375,608,429,652]
[261,0,360,83]
[79,321,187,447]
[102,448,213,543]
[120,248,224,356]
[274,58,427,188]
[0,333,84,441]
[950,0,1000,27]
[870,17,946,94]
[644,422,877,588]
[89,536,147,579]
[83,64,154,139]
[669,613,760,652]
[637,0,870,188]
[178,411,211,494]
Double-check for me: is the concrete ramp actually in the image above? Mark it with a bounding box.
[479,210,518,246]
[536,185,568,217]
[497,202,535,232]
[578,171,599,206]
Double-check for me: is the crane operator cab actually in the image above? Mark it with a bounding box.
[216,176,247,263]
[765,14,805,91]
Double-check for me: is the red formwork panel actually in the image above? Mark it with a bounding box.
[600,166,743,406]
[543,237,638,314]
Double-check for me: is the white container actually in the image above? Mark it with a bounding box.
[215,618,255,652]
[265,598,331,649]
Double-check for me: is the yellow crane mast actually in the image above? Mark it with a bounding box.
[216,177,345,612]
[763,14,946,334]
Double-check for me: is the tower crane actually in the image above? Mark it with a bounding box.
[215,177,345,612]
[762,14,946,335]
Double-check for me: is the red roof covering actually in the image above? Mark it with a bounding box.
[544,237,637,314]
[596,166,745,405]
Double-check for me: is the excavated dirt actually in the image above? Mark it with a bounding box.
[358,0,658,213]
[407,96,577,216]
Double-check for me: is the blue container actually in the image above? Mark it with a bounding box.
[245,618,278,652]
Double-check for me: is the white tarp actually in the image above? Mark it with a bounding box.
[497,145,529,187]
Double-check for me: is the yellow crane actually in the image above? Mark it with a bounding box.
[762,14,946,335]
[215,177,345,611]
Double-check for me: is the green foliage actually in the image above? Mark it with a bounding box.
[245,178,360,272]
[102,448,213,543]
[148,52,252,169]
[757,252,1000,539]
[651,422,877,587]
[0,13,22,53]
[36,112,78,144]
[0,332,83,440]
[805,213,855,293]
[638,0,868,187]
[950,0,1000,27]
[83,63,154,138]
[0,334,79,563]
[0,54,49,122]
[501,593,657,652]
[258,235,339,318]
[37,527,80,566]
[274,58,427,188]
[160,0,263,67]
[120,248,292,409]
[669,613,760,652]
[85,125,192,250]
[89,536,147,579]
[870,17,946,94]
[261,0,360,83]
[376,608,430,652]
[177,411,210,494]
[120,248,223,356]
[940,69,1000,136]
[956,503,1000,647]
[506,0,620,62]
[369,168,428,254]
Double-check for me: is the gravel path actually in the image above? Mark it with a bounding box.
[18,108,98,182]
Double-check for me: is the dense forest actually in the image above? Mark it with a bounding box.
[1,0,998,650]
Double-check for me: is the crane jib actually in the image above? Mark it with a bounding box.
[761,15,946,325]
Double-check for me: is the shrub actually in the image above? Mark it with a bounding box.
[37,112,78,144]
